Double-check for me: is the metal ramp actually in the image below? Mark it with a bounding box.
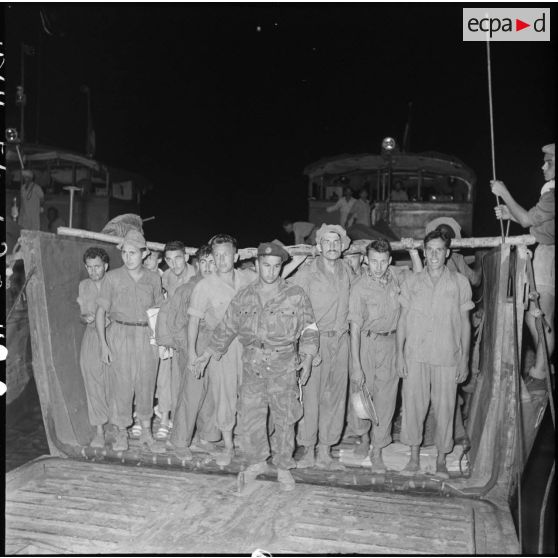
[6,457,518,555]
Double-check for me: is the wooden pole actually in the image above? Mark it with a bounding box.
[57,227,537,259]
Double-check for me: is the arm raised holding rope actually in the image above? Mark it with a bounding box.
[491,180,534,228]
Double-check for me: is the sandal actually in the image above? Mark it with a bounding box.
[130,422,142,439]
[154,424,171,440]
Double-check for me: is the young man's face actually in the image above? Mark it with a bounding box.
[320,233,342,261]
[122,244,144,271]
[212,242,237,274]
[143,251,161,271]
[424,238,450,271]
[542,153,555,181]
[199,254,215,277]
[368,249,391,279]
[165,249,188,276]
[258,255,283,285]
[85,256,108,282]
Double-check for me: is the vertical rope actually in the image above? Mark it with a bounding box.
[486,39,508,241]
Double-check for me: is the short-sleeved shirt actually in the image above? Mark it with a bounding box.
[446,253,476,285]
[77,276,107,328]
[399,266,474,366]
[207,278,319,367]
[289,256,352,333]
[348,266,407,333]
[97,266,164,322]
[528,187,555,245]
[162,263,197,298]
[19,183,44,230]
[188,268,257,331]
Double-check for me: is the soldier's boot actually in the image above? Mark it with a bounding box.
[238,461,269,492]
[296,446,315,468]
[316,444,345,471]
[277,468,296,492]
[112,428,129,452]
[370,447,387,474]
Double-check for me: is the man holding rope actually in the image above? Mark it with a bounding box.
[491,143,555,393]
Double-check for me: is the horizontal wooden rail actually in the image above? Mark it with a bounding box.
[56,227,536,260]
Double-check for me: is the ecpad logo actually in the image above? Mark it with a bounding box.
[463,8,550,42]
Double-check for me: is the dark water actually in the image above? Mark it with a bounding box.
[6,378,556,554]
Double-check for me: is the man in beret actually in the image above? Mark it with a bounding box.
[289,223,353,470]
[193,242,319,491]
[491,143,555,393]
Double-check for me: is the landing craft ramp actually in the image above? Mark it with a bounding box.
[6,457,518,555]
[9,229,549,555]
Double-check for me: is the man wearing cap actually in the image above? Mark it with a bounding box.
[491,143,555,392]
[96,229,165,453]
[18,169,44,231]
[425,217,482,287]
[289,223,352,470]
[187,234,257,466]
[348,238,421,472]
[396,230,474,477]
[193,242,318,491]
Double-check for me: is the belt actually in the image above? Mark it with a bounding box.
[251,341,295,353]
[115,319,149,327]
[365,329,396,337]
[320,330,348,338]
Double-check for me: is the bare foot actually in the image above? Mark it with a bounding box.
[370,450,387,474]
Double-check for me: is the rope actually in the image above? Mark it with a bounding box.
[510,247,523,551]
[485,39,509,241]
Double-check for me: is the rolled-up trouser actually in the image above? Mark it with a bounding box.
[170,351,220,448]
[533,243,555,295]
[239,370,302,469]
[155,355,182,416]
[106,322,158,428]
[350,333,399,449]
[209,337,243,432]
[400,360,457,454]
[297,332,349,447]
[80,326,109,426]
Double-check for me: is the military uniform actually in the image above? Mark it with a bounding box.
[96,266,164,428]
[289,256,352,448]
[206,278,319,469]
[348,266,406,449]
[77,276,109,427]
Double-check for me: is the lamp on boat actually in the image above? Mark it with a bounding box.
[381,137,397,153]
[5,128,20,143]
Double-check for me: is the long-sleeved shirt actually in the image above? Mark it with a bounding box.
[207,279,319,370]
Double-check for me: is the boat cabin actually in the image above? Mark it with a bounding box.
[304,140,475,240]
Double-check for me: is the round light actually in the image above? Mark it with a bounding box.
[5,128,19,142]
[382,137,396,151]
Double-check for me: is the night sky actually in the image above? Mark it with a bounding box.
[6,4,555,247]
